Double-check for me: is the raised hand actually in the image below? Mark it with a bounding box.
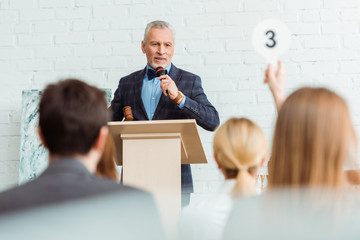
[264,60,286,112]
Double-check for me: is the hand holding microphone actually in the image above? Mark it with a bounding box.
[156,66,170,96]
[156,67,181,103]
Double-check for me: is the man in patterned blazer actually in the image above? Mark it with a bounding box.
[110,20,220,206]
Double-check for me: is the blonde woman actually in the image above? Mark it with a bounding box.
[179,117,267,240]
[213,118,268,196]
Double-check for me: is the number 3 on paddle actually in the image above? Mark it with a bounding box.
[252,19,291,63]
[265,30,276,48]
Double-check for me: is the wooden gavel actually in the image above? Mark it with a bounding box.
[122,106,134,121]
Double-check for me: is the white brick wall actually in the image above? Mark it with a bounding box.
[0,0,360,198]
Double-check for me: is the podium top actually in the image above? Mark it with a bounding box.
[108,119,207,165]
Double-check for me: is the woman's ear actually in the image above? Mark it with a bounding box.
[260,152,268,167]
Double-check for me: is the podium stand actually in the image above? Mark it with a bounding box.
[108,119,207,239]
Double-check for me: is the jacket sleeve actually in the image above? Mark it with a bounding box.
[181,76,219,131]
[109,80,124,121]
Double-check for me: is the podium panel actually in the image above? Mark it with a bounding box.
[121,133,181,238]
[108,119,207,239]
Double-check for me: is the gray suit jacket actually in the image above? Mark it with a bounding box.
[0,158,156,214]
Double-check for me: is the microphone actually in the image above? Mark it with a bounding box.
[155,67,166,77]
[156,67,168,95]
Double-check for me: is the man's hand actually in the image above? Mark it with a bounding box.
[158,75,179,100]
[264,60,286,112]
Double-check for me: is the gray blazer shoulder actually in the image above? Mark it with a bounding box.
[0,158,154,214]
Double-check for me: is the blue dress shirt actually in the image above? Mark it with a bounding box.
[142,64,186,120]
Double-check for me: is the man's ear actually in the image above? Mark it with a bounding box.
[93,126,109,153]
[37,126,48,149]
[141,41,146,54]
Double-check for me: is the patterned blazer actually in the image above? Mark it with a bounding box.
[110,64,219,131]
[110,64,220,192]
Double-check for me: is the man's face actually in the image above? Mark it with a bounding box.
[141,27,174,69]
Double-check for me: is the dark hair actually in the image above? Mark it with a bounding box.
[97,134,118,181]
[39,79,110,155]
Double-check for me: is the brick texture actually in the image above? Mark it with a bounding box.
[0,0,360,197]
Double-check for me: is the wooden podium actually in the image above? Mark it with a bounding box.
[108,119,207,238]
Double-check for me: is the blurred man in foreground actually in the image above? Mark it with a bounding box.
[0,79,163,240]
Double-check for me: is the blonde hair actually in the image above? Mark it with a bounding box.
[268,87,357,188]
[213,118,267,197]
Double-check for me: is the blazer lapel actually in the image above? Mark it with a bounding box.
[153,64,182,119]
[134,68,149,120]
[168,64,182,86]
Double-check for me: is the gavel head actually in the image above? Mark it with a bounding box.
[122,106,134,121]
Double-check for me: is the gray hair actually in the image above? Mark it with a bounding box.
[143,20,175,43]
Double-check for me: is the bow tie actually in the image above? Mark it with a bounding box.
[147,68,167,80]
